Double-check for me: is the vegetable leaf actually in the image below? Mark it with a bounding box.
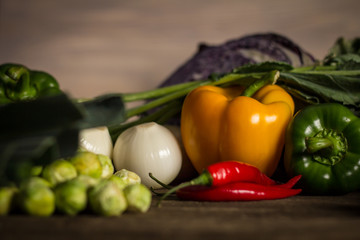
[326,54,360,70]
[79,94,126,129]
[0,93,126,185]
[279,72,360,108]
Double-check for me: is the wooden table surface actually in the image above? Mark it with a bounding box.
[1,1,360,239]
[1,192,360,240]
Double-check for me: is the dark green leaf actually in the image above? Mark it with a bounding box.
[279,72,360,109]
[0,93,126,185]
[325,37,360,57]
[0,93,82,142]
[328,54,360,70]
[78,94,126,129]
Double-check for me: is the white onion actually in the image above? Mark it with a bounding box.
[164,125,198,182]
[79,126,113,158]
[113,122,182,189]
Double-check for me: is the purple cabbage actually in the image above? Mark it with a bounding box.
[159,33,316,87]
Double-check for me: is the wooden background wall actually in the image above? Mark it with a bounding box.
[0,0,359,98]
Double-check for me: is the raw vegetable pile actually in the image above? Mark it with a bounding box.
[1,33,360,215]
[0,150,152,216]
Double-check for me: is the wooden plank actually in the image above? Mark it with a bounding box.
[1,192,360,240]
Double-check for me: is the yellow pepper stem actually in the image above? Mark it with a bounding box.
[241,70,280,97]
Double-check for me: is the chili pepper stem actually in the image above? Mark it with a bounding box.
[150,187,166,196]
[149,171,212,207]
[148,173,172,189]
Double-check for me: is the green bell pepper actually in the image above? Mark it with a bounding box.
[0,63,61,104]
[284,103,360,195]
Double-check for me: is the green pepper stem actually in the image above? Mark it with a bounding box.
[305,137,333,153]
[305,129,348,166]
[6,66,38,101]
[241,70,279,97]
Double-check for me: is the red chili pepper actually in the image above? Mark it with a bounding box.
[277,174,302,189]
[149,161,301,205]
[176,182,302,201]
[206,161,277,186]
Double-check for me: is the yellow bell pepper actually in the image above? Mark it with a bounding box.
[180,72,295,176]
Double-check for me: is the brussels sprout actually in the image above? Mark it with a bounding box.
[114,169,141,185]
[70,152,103,178]
[18,178,55,216]
[88,180,127,216]
[42,159,77,186]
[20,176,51,189]
[0,187,17,215]
[76,175,100,188]
[108,175,128,190]
[30,165,43,176]
[123,184,152,213]
[98,154,114,179]
[54,179,87,216]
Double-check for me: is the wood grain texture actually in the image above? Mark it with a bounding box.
[1,193,360,240]
[0,0,359,98]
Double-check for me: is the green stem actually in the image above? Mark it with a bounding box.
[305,137,333,153]
[122,81,203,102]
[305,129,348,166]
[149,171,212,207]
[241,70,279,97]
[212,73,258,86]
[290,69,360,76]
[125,80,212,118]
[155,102,182,124]
[125,72,267,118]
[289,65,336,72]
[148,173,172,189]
[109,100,182,141]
